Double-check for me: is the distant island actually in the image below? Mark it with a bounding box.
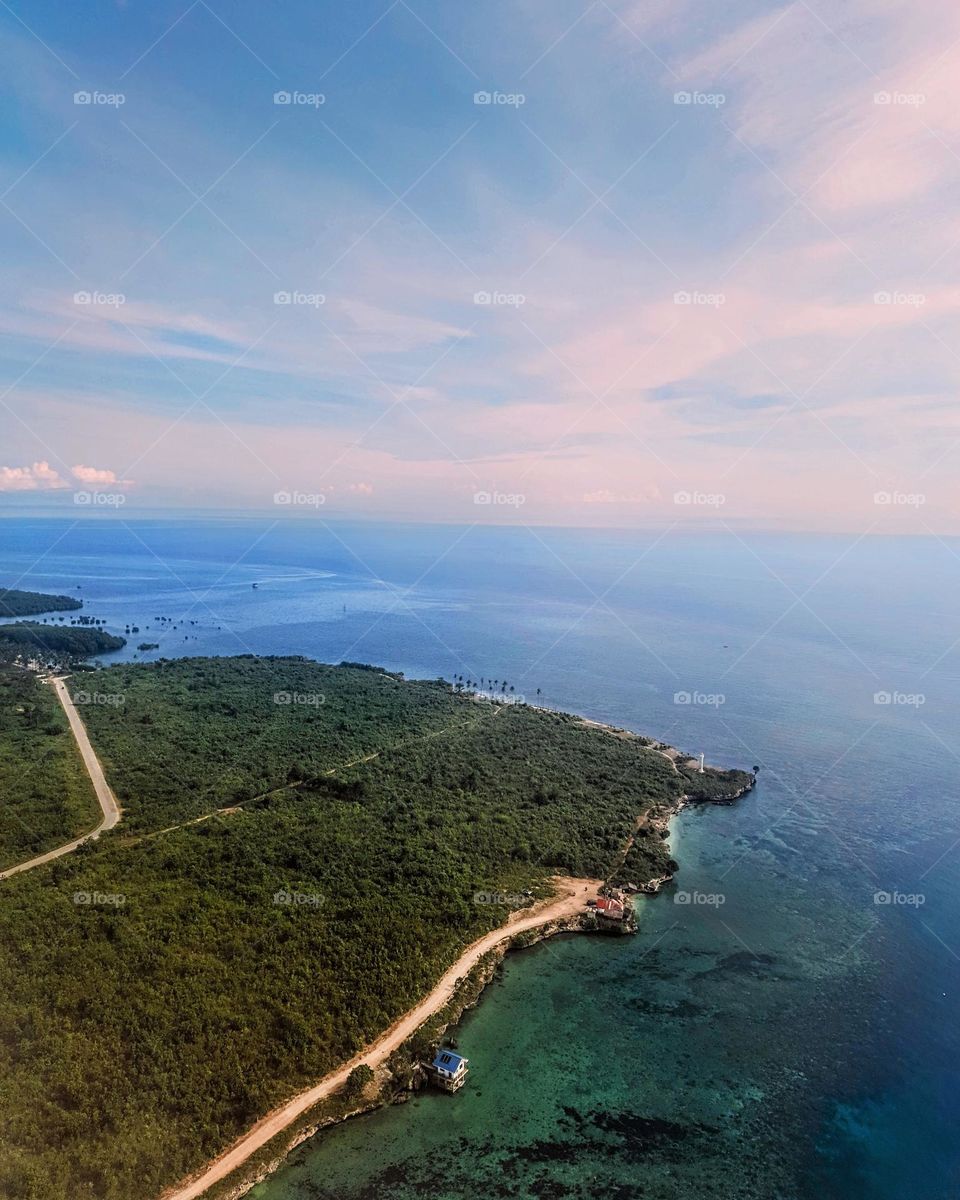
[0,587,82,617]
[0,585,125,666]
[0,621,126,663]
[0,654,753,1200]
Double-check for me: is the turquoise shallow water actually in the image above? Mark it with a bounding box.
[1,518,958,1198]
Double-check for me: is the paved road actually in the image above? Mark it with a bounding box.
[0,676,121,880]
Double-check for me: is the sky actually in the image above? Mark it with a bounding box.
[0,0,958,532]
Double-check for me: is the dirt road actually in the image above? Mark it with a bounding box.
[163,875,598,1200]
[0,676,121,880]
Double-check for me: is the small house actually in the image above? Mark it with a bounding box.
[596,896,626,921]
[430,1049,469,1092]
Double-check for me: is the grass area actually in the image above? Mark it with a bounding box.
[0,656,752,1200]
[0,668,101,871]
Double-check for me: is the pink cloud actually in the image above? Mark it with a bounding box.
[71,464,132,488]
[0,461,68,491]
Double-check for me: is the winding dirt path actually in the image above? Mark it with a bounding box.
[0,676,121,880]
[162,874,599,1200]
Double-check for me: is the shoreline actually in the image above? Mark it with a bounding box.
[162,780,754,1200]
[160,693,756,1200]
[160,876,602,1200]
[0,652,753,1198]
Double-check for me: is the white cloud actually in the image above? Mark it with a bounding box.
[71,464,129,486]
[0,461,68,491]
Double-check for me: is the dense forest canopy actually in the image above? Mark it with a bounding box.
[0,588,82,618]
[0,623,125,664]
[0,656,752,1200]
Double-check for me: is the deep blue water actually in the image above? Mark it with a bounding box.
[2,517,958,1198]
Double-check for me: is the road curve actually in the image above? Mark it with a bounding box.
[0,676,121,880]
[162,875,599,1200]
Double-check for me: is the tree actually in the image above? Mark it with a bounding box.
[345,1063,374,1099]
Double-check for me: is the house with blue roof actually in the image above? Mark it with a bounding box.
[429,1048,469,1092]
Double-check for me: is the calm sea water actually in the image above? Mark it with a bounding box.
[2,517,958,1199]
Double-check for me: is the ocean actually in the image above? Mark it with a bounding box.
[1,516,958,1199]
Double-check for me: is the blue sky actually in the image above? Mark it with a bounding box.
[1,0,958,531]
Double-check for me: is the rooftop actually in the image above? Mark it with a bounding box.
[432,1050,467,1073]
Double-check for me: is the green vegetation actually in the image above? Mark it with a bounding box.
[0,656,751,1200]
[0,588,82,618]
[0,622,126,665]
[0,668,100,870]
[344,1064,375,1098]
